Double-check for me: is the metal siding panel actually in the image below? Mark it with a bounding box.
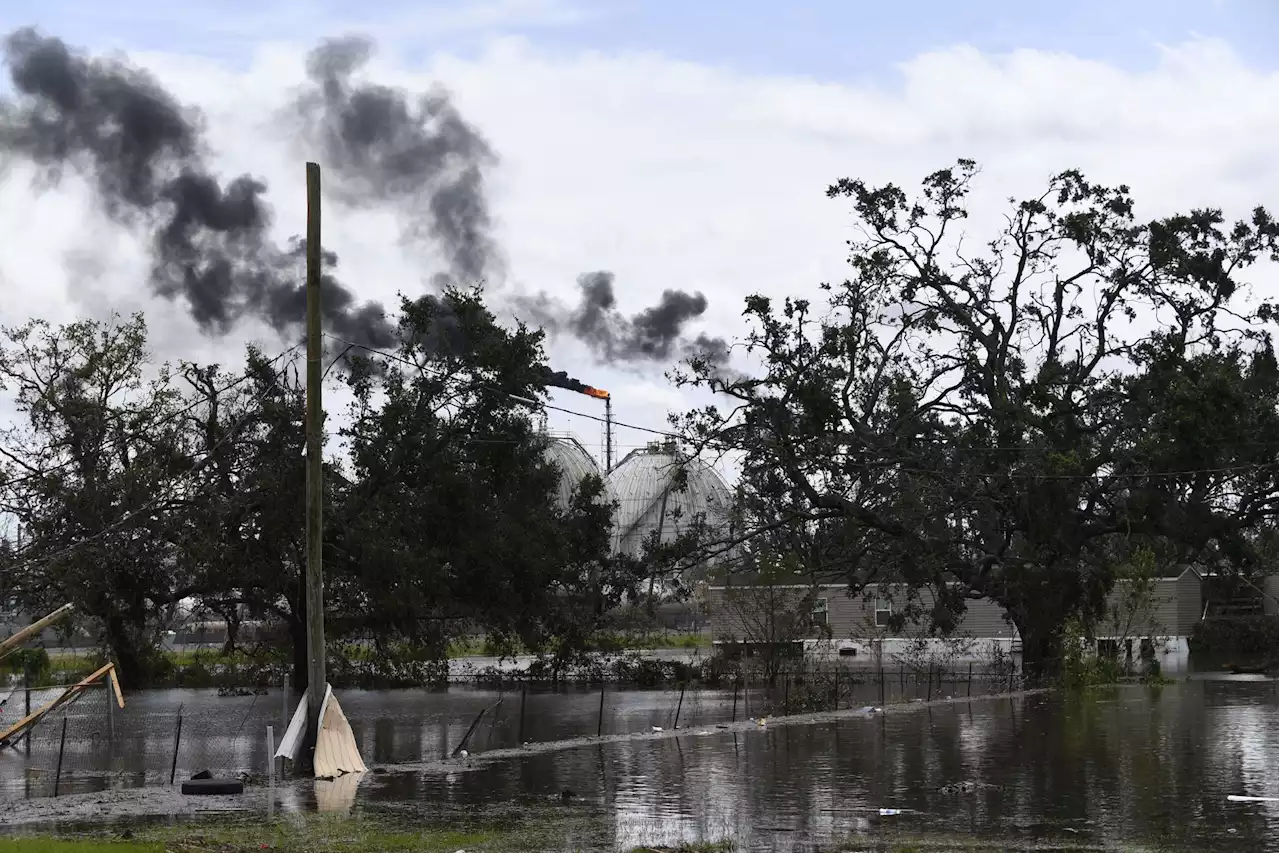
[956,599,1013,638]
[1176,573,1201,635]
[1265,576,1279,617]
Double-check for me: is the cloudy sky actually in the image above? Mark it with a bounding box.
[0,0,1276,476]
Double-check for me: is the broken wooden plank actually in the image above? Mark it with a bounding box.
[0,604,75,663]
[0,662,118,745]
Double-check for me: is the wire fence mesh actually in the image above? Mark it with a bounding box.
[0,661,1028,800]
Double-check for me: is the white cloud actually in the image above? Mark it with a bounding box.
[0,32,1275,472]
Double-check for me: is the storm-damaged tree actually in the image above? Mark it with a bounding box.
[172,346,340,688]
[673,161,1278,677]
[0,314,199,686]
[325,288,635,669]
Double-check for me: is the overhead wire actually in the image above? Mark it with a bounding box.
[322,334,1274,483]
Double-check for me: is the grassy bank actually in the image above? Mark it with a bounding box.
[0,813,737,853]
[0,820,1167,853]
[0,817,536,853]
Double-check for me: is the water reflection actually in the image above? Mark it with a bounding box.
[1,679,1275,851]
[360,681,1277,852]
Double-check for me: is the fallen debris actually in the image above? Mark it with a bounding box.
[275,683,367,779]
[0,661,125,748]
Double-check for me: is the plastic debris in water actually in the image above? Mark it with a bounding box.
[878,808,903,816]
[650,726,663,733]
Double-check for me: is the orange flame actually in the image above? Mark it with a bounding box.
[583,386,610,400]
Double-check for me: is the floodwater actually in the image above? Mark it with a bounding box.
[1,676,1276,851]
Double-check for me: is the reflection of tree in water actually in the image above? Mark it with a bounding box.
[348,683,1275,849]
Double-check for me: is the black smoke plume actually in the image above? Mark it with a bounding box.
[519,271,728,366]
[292,35,501,287]
[0,27,394,348]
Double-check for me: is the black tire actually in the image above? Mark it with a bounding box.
[180,778,244,796]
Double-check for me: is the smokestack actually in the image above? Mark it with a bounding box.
[536,366,612,471]
[539,367,609,400]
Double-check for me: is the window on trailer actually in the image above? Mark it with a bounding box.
[811,597,828,628]
[875,594,893,628]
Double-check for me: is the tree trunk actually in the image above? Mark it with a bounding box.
[103,612,155,689]
[219,602,243,656]
[1014,615,1064,684]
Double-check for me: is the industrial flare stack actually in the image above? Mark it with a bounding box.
[541,368,614,472]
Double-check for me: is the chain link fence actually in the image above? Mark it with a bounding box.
[0,657,1028,800]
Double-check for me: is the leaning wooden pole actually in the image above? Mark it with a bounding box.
[0,603,74,662]
[304,161,327,767]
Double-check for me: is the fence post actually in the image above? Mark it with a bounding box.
[597,683,606,738]
[23,669,31,756]
[731,681,739,724]
[783,675,790,716]
[927,665,934,702]
[518,686,527,744]
[53,717,68,797]
[967,662,973,698]
[899,664,905,691]
[170,712,184,785]
[267,725,276,783]
[879,665,885,706]
[673,683,686,730]
[107,685,115,743]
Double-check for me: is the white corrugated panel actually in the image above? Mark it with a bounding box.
[313,684,367,780]
[275,692,309,761]
[273,684,367,780]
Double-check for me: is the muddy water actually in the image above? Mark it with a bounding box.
[353,678,1278,851]
[1,677,1276,851]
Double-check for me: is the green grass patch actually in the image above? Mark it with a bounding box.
[0,841,163,853]
[1,814,542,853]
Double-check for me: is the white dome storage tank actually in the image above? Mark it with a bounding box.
[606,440,732,560]
[543,433,613,513]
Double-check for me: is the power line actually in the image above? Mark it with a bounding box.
[322,333,1280,479]
[322,334,691,442]
[322,335,1275,482]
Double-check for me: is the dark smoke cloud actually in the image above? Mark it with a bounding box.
[1,28,730,378]
[292,35,501,287]
[0,27,394,349]
[519,271,728,366]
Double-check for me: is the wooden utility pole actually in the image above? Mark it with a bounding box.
[304,162,327,763]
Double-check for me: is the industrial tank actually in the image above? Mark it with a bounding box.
[542,433,613,513]
[606,440,732,560]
